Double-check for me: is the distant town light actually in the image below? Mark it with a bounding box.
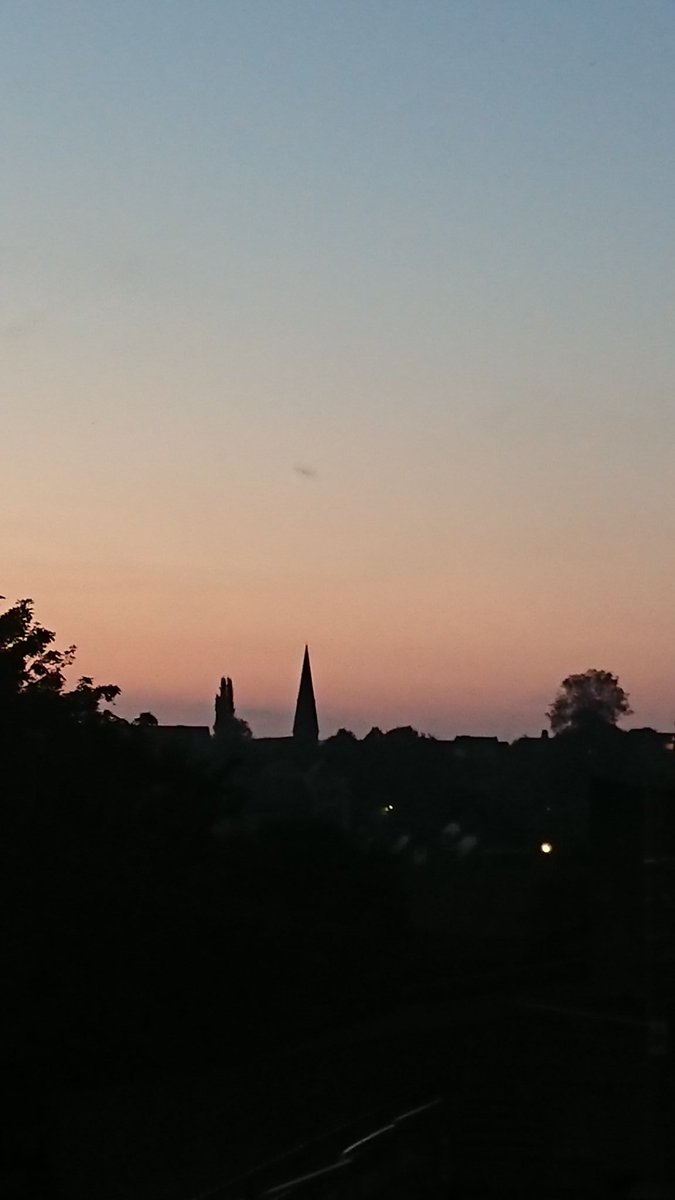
[380,803,394,815]
[665,742,675,752]
[540,842,553,855]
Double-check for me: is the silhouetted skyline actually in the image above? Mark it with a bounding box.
[3,589,674,1196]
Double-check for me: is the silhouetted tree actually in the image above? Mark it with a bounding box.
[213,675,251,743]
[322,728,358,759]
[0,598,73,697]
[547,669,632,735]
[384,725,430,743]
[0,597,119,726]
[132,711,159,726]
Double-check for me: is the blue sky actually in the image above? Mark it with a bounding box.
[3,1,675,736]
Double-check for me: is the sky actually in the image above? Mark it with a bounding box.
[3,0,675,739]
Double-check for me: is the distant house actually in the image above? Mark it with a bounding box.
[626,727,675,752]
[450,735,507,760]
[140,724,212,759]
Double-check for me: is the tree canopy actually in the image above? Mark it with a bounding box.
[0,597,119,726]
[547,668,632,735]
[132,711,159,727]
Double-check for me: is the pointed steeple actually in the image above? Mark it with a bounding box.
[292,646,319,742]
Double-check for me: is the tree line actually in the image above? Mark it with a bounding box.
[0,594,643,741]
[0,598,405,1089]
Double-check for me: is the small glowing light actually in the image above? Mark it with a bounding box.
[380,804,394,815]
[540,842,553,855]
[665,742,675,752]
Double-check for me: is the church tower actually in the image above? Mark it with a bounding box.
[292,646,319,743]
[214,676,235,736]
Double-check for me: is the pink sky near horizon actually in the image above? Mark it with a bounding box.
[2,553,673,739]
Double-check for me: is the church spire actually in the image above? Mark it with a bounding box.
[292,645,319,743]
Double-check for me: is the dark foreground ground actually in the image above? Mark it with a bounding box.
[5,975,672,1200]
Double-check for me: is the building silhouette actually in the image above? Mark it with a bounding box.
[292,645,319,744]
[214,676,235,737]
